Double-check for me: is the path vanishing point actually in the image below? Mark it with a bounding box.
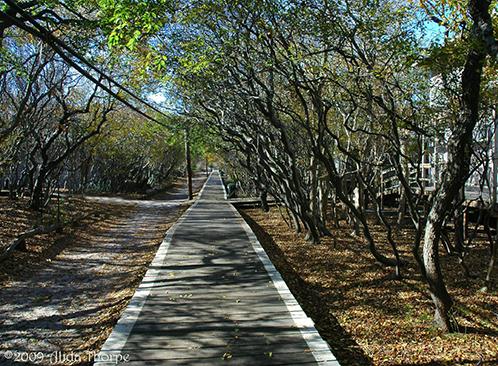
[96,171,339,365]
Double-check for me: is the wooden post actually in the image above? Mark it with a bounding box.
[185,127,193,200]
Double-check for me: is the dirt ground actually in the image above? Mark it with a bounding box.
[240,208,498,366]
[0,173,207,365]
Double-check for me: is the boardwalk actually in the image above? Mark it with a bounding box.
[96,172,339,365]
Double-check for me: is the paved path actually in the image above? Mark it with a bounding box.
[97,172,339,365]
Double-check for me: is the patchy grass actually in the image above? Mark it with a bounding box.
[240,208,498,366]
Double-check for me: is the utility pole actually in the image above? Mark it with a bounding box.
[185,127,193,200]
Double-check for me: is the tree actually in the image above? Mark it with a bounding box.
[419,0,497,331]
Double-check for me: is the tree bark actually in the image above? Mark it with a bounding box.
[453,188,466,253]
[422,0,495,332]
[397,139,409,227]
[0,222,63,262]
[30,168,46,210]
[483,231,497,291]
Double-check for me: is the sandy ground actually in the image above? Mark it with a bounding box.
[0,173,207,365]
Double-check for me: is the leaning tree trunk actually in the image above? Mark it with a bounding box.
[453,188,466,253]
[309,156,319,222]
[397,138,409,227]
[424,207,457,332]
[318,172,330,225]
[255,140,269,212]
[423,0,495,332]
[30,168,47,210]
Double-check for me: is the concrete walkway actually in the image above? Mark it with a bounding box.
[97,172,339,365]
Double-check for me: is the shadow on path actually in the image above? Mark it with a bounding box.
[239,210,373,366]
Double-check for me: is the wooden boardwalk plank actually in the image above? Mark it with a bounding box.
[117,346,331,361]
[124,328,318,345]
[96,171,339,366]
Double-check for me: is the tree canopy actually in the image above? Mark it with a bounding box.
[0,0,497,335]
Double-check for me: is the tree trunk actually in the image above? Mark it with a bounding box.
[351,186,362,235]
[483,232,497,291]
[309,156,330,237]
[422,0,494,332]
[318,174,329,224]
[290,209,301,233]
[423,211,456,332]
[397,139,409,227]
[453,188,465,253]
[30,169,46,210]
[258,189,268,211]
[310,156,319,219]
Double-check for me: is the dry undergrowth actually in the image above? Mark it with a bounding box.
[240,208,498,366]
[0,197,124,280]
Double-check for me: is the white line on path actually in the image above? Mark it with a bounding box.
[97,171,340,365]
